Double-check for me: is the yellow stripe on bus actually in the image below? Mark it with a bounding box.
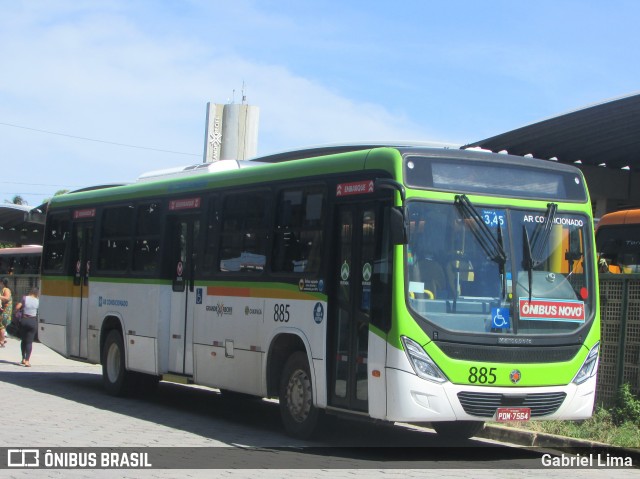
[41,278,88,298]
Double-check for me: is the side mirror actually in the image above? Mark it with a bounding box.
[389,206,408,245]
[375,178,408,245]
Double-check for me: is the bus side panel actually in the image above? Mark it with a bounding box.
[90,281,163,375]
[38,319,68,358]
[367,331,387,420]
[194,345,262,394]
[191,288,327,401]
[39,285,71,358]
[262,297,328,407]
[192,291,264,394]
[157,288,172,374]
[126,335,158,375]
[311,358,326,408]
[87,326,100,362]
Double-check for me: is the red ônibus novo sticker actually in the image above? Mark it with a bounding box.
[519,298,585,322]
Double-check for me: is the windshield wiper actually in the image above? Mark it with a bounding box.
[521,203,558,302]
[454,195,508,301]
[497,221,507,299]
[531,202,557,263]
[454,195,507,265]
[522,225,534,303]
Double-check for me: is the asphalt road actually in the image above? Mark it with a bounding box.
[0,335,637,478]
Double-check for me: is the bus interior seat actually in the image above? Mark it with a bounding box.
[411,258,447,299]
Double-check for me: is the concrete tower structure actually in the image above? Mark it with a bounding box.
[203,102,259,162]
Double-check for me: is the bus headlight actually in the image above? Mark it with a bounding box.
[572,341,600,385]
[401,336,448,383]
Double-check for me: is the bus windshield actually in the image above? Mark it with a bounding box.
[407,200,593,336]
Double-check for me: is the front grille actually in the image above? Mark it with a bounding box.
[457,391,567,418]
[435,341,581,363]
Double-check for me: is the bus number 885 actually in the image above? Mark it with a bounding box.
[468,366,497,384]
[274,304,290,322]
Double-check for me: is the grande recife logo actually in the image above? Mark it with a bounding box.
[519,298,585,323]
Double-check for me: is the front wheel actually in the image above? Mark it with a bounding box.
[279,351,320,438]
[431,420,485,440]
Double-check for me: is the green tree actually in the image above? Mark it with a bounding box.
[4,195,27,205]
[42,189,70,204]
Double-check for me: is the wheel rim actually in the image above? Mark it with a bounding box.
[286,368,312,423]
[106,342,121,383]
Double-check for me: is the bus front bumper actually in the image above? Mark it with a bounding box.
[384,367,597,423]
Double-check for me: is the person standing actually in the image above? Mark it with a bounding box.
[15,288,39,367]
[0,277,12,346]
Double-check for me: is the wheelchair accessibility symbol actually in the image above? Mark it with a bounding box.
[491,307,510,329]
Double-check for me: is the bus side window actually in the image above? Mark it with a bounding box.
[202,198,219,275]
[132,202,162,274]
[97,206,134,272]
[219,191,270,273]
[43,213,71,273]
[272,186,325,274]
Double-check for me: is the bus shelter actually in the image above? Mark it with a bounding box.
[0,203,45,245]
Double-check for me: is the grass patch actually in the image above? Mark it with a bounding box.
[511,384,640,449]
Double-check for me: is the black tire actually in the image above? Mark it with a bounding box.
[279,351,320,439]
[431,420,485,440]
[102,329,133,396]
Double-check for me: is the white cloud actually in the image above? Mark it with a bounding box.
[0,1,441,205]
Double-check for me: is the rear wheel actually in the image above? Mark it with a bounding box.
[431,420,485,440]
[279,351,319,438]
[102,330,133,396]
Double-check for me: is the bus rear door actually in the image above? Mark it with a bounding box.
[167,198,202,375]
[70,219,94,359]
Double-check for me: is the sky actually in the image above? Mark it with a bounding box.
[1,0,639,206]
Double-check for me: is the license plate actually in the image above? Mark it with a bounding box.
[495,407,531,422]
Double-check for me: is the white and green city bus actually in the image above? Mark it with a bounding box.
[38,145,600,439]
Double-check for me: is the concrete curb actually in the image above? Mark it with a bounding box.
[479,423,640,460]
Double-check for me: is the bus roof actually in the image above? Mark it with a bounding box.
[597,209,640,229]
[137,160,264,182]
[251,141,459,163]
[48,144,587,209]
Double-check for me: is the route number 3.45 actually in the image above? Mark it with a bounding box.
[468,366,497,384]
[274,303,290,322]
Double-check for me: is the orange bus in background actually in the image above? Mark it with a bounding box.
[595,209,640,273]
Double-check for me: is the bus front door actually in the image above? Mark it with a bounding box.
[70,222,93,359]
[168,215,200,375]
[329,201,380,413]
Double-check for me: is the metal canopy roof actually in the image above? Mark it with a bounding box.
[0,203,45,245]
[464,92,640,171]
